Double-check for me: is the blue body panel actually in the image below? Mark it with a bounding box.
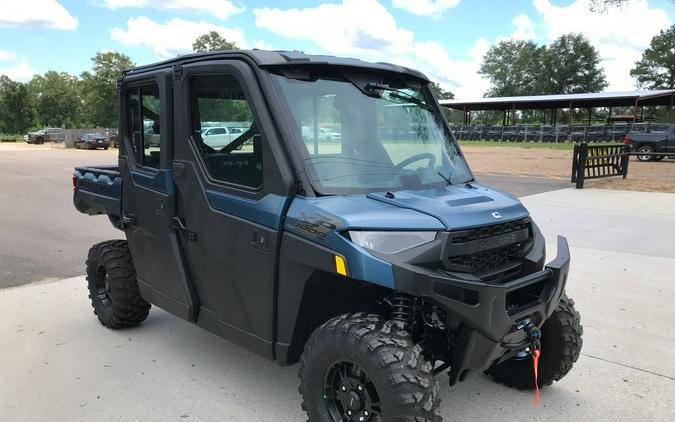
[131,169,175,194]
[206,190,289,230]
[284,183,530,289]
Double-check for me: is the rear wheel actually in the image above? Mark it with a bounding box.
[299,313,440,422]
[85,240,150,328]
[637,145,655,161]
[486,294,582,390]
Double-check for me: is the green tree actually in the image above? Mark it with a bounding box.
[630,25,675,89]
[542,33,608,94]
[28,71,81,127]
[192,31,238,53]
[428,82,454,100]
[0,76,34,133]
[479,40,546,97]
[80,51,135,127]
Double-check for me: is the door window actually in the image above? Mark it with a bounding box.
[190,74,262,188]
[127,83,161,169]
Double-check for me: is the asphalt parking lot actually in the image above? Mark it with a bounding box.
[1,188,674,421]
[0,143,570,289]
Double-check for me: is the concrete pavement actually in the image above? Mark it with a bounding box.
[1,188,674,421]
[0,145,119,288]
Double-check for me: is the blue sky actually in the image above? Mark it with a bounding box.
[1,0,674,98]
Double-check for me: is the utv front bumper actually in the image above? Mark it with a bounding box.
[392,236,570,385]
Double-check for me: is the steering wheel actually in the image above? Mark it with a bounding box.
[395,152,436,170]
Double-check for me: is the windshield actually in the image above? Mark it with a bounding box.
[273,72,472,195]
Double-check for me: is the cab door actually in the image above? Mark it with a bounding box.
[172,61,293,359]
[119,71,198,321]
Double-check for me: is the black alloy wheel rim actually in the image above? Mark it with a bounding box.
[94,265,112,308]
[323,360,381,421]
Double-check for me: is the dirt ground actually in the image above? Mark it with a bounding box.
[461,145,675,193]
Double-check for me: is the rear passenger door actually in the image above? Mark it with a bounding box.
[172,60,293,359]
[119,72,198,321]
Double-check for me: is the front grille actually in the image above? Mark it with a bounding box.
[447,242,521,273]
[450,218,530,244]
[443,218,532,281]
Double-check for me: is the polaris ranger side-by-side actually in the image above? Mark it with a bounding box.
[73,50,582,421]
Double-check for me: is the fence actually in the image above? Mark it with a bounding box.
[571,143,630,189]
[451,122,670,143]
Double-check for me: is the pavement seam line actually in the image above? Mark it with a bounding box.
[581,353,675,381]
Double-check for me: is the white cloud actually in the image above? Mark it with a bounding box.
[407,39,490,99]
[111,16,248,58]
[0,59,39,81]
[391,0,460,17]
[532,0,671,90]
[253,39,274,50]
[0,50,17,61]
[0,0,78,30]
[253,0,414,57]
[99,0,244,19]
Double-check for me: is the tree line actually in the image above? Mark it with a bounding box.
[0,51,134,134]
[2,27,675,135]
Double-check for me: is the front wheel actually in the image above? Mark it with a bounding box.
[299,313,440,422]
[486,294,582,390]
[86,240,151,328]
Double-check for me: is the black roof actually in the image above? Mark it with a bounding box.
[124,49,429,82]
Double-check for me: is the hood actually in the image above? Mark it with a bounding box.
[285,182,529,234]
[366,182,528,230]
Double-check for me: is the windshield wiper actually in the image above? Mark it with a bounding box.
[364,83,433,111]
[437,171,453,186]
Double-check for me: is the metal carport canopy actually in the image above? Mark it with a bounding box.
[439,90,675,111]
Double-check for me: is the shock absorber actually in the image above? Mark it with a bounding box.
[389,293,415,332]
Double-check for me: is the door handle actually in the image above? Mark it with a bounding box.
[173,217,197,242]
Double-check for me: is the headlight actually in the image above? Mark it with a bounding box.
[348,231,437,254]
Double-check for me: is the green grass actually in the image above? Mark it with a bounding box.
[0,134,23,143]
[459,140,576,150]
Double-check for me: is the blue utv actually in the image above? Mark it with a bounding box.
[72,50,582,421]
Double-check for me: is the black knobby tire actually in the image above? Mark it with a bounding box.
[299,313,441,422]
[86,240,150,328]
[486,294,583,390]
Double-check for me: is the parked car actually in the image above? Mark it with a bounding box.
[26,127,65,144]
[71,50,582,421]
[625,124,675,161]
[301,126,342,142]
[75,133,109,150]
[109,134,119,148]
[200,126,241,149]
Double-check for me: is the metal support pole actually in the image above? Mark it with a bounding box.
[502,110,506,125]
[587,108,592,126]
[511,104,516,126]
[669,94,674,123]
[553,108,557,126]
